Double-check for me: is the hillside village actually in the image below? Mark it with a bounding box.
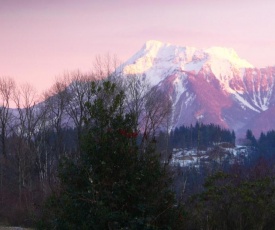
[171,143,252,168]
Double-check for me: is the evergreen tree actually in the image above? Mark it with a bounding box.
[38,80,184,229]
[246,129,257,147]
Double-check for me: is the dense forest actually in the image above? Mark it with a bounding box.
[168,123,235,149]
[0,69,274,228]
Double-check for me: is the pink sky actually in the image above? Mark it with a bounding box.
[1,0,275,93]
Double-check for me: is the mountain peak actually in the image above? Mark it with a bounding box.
[121,41,253,83]
[143,40,166,49]
[139,41,253,68]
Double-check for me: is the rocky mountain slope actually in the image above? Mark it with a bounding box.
[118,40,275,137]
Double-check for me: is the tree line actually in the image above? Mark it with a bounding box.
[168,123,236,150]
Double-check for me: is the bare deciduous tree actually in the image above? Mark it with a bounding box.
[121,75,172,154]
[64,70,96,154]
[13,83,41,141]
[93,54,120,79]
[142,87,172,142]
[0,77,15,157]
[12,83,44,201]
[44,77,70,158]
[0,76,15,203]
[123,74,150,132]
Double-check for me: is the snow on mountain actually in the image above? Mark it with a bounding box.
[118,40,275,137]
[120,40,253,94]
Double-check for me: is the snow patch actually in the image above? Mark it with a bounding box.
[233,93,260,112]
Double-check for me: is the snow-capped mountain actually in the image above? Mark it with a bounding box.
[118,40,275,137]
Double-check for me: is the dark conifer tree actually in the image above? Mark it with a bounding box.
[38,80,185,229]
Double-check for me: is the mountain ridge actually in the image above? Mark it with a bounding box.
[118,40,275,138]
